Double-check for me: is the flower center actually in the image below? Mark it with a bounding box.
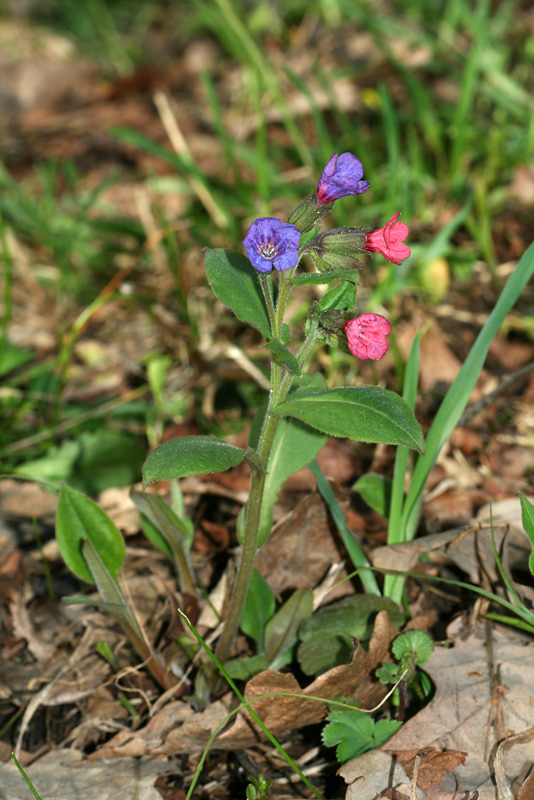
[259,241,276,259]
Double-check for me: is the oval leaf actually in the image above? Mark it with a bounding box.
[352,473,393,516]
[205,249,271,338]
[273,386,424,452]
[240,569,276,651]
[143,436,246,486]
[56,484,126,583]
[264,588,313,670]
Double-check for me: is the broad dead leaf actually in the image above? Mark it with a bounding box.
[341,619,534,800]
[0,748,177,800]
[254,491,354,599]
[94,610,397,757]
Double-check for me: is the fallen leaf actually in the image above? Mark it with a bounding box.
[0,748,178,800]
[253,491,354,598]
[341,619,534,800]
[214,610,397,750]
[385,748,467,791]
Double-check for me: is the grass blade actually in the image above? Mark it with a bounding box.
[309,459,381,596]
[389,239,534,604]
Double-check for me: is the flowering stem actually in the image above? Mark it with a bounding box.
[214,268,300,668]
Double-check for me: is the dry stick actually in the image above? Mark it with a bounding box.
[14,628,94,758]
[153,91,228,229]
[458,360,534,426]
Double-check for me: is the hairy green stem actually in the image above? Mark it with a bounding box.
[214,268,309,666]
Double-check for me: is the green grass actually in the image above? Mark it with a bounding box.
[1,0,533,472]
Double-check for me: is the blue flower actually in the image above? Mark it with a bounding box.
[242,217,301,273]
[316,152,370,206]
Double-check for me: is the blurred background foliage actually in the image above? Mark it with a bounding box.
[1,0,533,492]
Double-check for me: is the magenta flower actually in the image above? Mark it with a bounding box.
[316,153,370,206]
[365,213,411,265]
[242,217,301,273]
[344,313,391,361]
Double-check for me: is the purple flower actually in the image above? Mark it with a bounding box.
[316,152,370,206]
[242,217,301,273]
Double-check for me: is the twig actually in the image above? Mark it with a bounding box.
[459,360,534,426]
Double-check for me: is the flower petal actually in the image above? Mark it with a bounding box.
[316,152,369,206]
[344,313,391,361]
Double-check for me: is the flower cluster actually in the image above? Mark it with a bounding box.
[241,152,412,360]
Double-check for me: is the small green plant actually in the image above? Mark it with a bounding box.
[376,630,435,712]
[246,773,272,800]
[322,706,401,763]
[321,630,433,765]
[376,630,434,686]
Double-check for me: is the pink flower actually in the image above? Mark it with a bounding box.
[344,313,391,361]
[365,213,411,265]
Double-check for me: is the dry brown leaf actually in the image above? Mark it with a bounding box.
[254,491,354,598]
[386,748,467,791]
[397,321,463,394]
[93,611,397,758]
[0,748,178,800]
[341,619,534,800]
[9,593,56,665]
[214,609,397,750]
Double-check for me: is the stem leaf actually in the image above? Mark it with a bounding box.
[205,248,271,338]
[143,436,246,486]
[274,386,424,452]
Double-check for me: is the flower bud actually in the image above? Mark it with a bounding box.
[288,191,333,233]
[302,227,366,271]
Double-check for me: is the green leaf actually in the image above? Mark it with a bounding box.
[520,494,534,578]
[353,474,393,516]
[139,512,173,557]
[299,225,321,247]
[392,630,435,666]
[264,588,313,670]
[225,654,269,681]
[262,340,301,375]
[56,484,126,584]
[142,436,246,486]
[16,430,145,494]
[0,341,34,376]
[274,386,424,452]
[391,240,534,604]
[322,708,401,763]
[131,490,195,594]
[291,268,361,286]
[240,569,276,652]
[375,662,401,685]
[297,595,404,675]
[280,323,291,344]
[205,249,271,338]
[318,281,356,311]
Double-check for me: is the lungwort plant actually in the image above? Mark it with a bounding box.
[56,151,423,678]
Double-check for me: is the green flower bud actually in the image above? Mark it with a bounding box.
[301,226,366,270]
[287,191,334,233]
